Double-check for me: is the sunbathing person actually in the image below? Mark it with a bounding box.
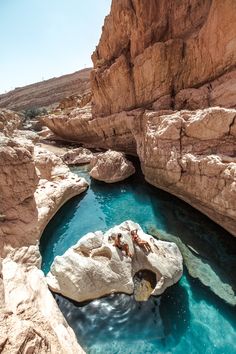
[131,229,152,253]
[113,233,132,258]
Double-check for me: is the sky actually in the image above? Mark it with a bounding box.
[0,0,111,93]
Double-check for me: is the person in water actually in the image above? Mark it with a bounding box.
[131,229,152,253]
[113,233,133,258]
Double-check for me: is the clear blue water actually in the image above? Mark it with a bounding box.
[40,163,236,354]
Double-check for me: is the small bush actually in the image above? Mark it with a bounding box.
[23,107,48,120]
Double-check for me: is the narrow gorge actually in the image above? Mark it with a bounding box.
[0,0,236,353]
[42,0,236,236]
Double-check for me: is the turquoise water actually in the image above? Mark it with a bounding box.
[40,163,236,354]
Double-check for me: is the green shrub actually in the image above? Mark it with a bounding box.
[23,107,48,120]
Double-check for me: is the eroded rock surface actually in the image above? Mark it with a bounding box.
[47,220,183,302]
[63,147,94,165]
[135,108,236,237]
[40,0,236,236]
[89,150,135,183]
[42,106,236,236]
[0,110,87,353]
[91,0,236,116]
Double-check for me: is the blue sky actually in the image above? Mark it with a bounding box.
[0,0,111,93]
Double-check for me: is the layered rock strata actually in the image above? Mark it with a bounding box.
[89,150,135,183]
[135,107,236,237]
[91,0,236,116]
[42,105,236,236]
[41,0,236,236]
[47,220,183,302]
[0,110,87,353]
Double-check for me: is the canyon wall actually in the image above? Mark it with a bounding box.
[0,110,87,353]
[91,0,236,116]
[42,0,236,237]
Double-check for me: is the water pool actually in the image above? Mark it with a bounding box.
[40,164,236,354]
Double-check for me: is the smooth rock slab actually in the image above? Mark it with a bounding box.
[89,150,135,183]
[47,220,183,302]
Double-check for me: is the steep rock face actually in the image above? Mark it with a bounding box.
[91,0,236,116]
[42,106,236,236]
[41,0,236,237]
[0,110,87,353]
[134,108,236,237]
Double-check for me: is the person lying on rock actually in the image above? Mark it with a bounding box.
[131,229,152,253]
[113,233,133,258]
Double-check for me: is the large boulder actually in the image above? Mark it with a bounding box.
[89,150,135,183]
[46,220,183,302]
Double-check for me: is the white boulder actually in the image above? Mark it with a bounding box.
[47,221,183,302]
[89,150,135,183]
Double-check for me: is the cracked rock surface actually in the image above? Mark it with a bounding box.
[42,105,236,236]
[0,110,87,353]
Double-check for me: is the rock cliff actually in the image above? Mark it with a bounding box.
[42,0,236,237]
[91,0,236,116]
[0,110,87,353]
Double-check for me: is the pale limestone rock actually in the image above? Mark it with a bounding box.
[62,147,94,165]
[38,126,54,139]
[0,109,21,136]
[47,220,183,302]
[38,1,236,237]
[134,108,236,236]
[184,108,235,140]
[0,110,87,353]
[1,255,84,353]
[0,141,88,248]
[89,150,135,183]
[41,105,100,146]
[41,104,236,236]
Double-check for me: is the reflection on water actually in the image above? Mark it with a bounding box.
[40,161,236,353]
[55,278,190,354]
